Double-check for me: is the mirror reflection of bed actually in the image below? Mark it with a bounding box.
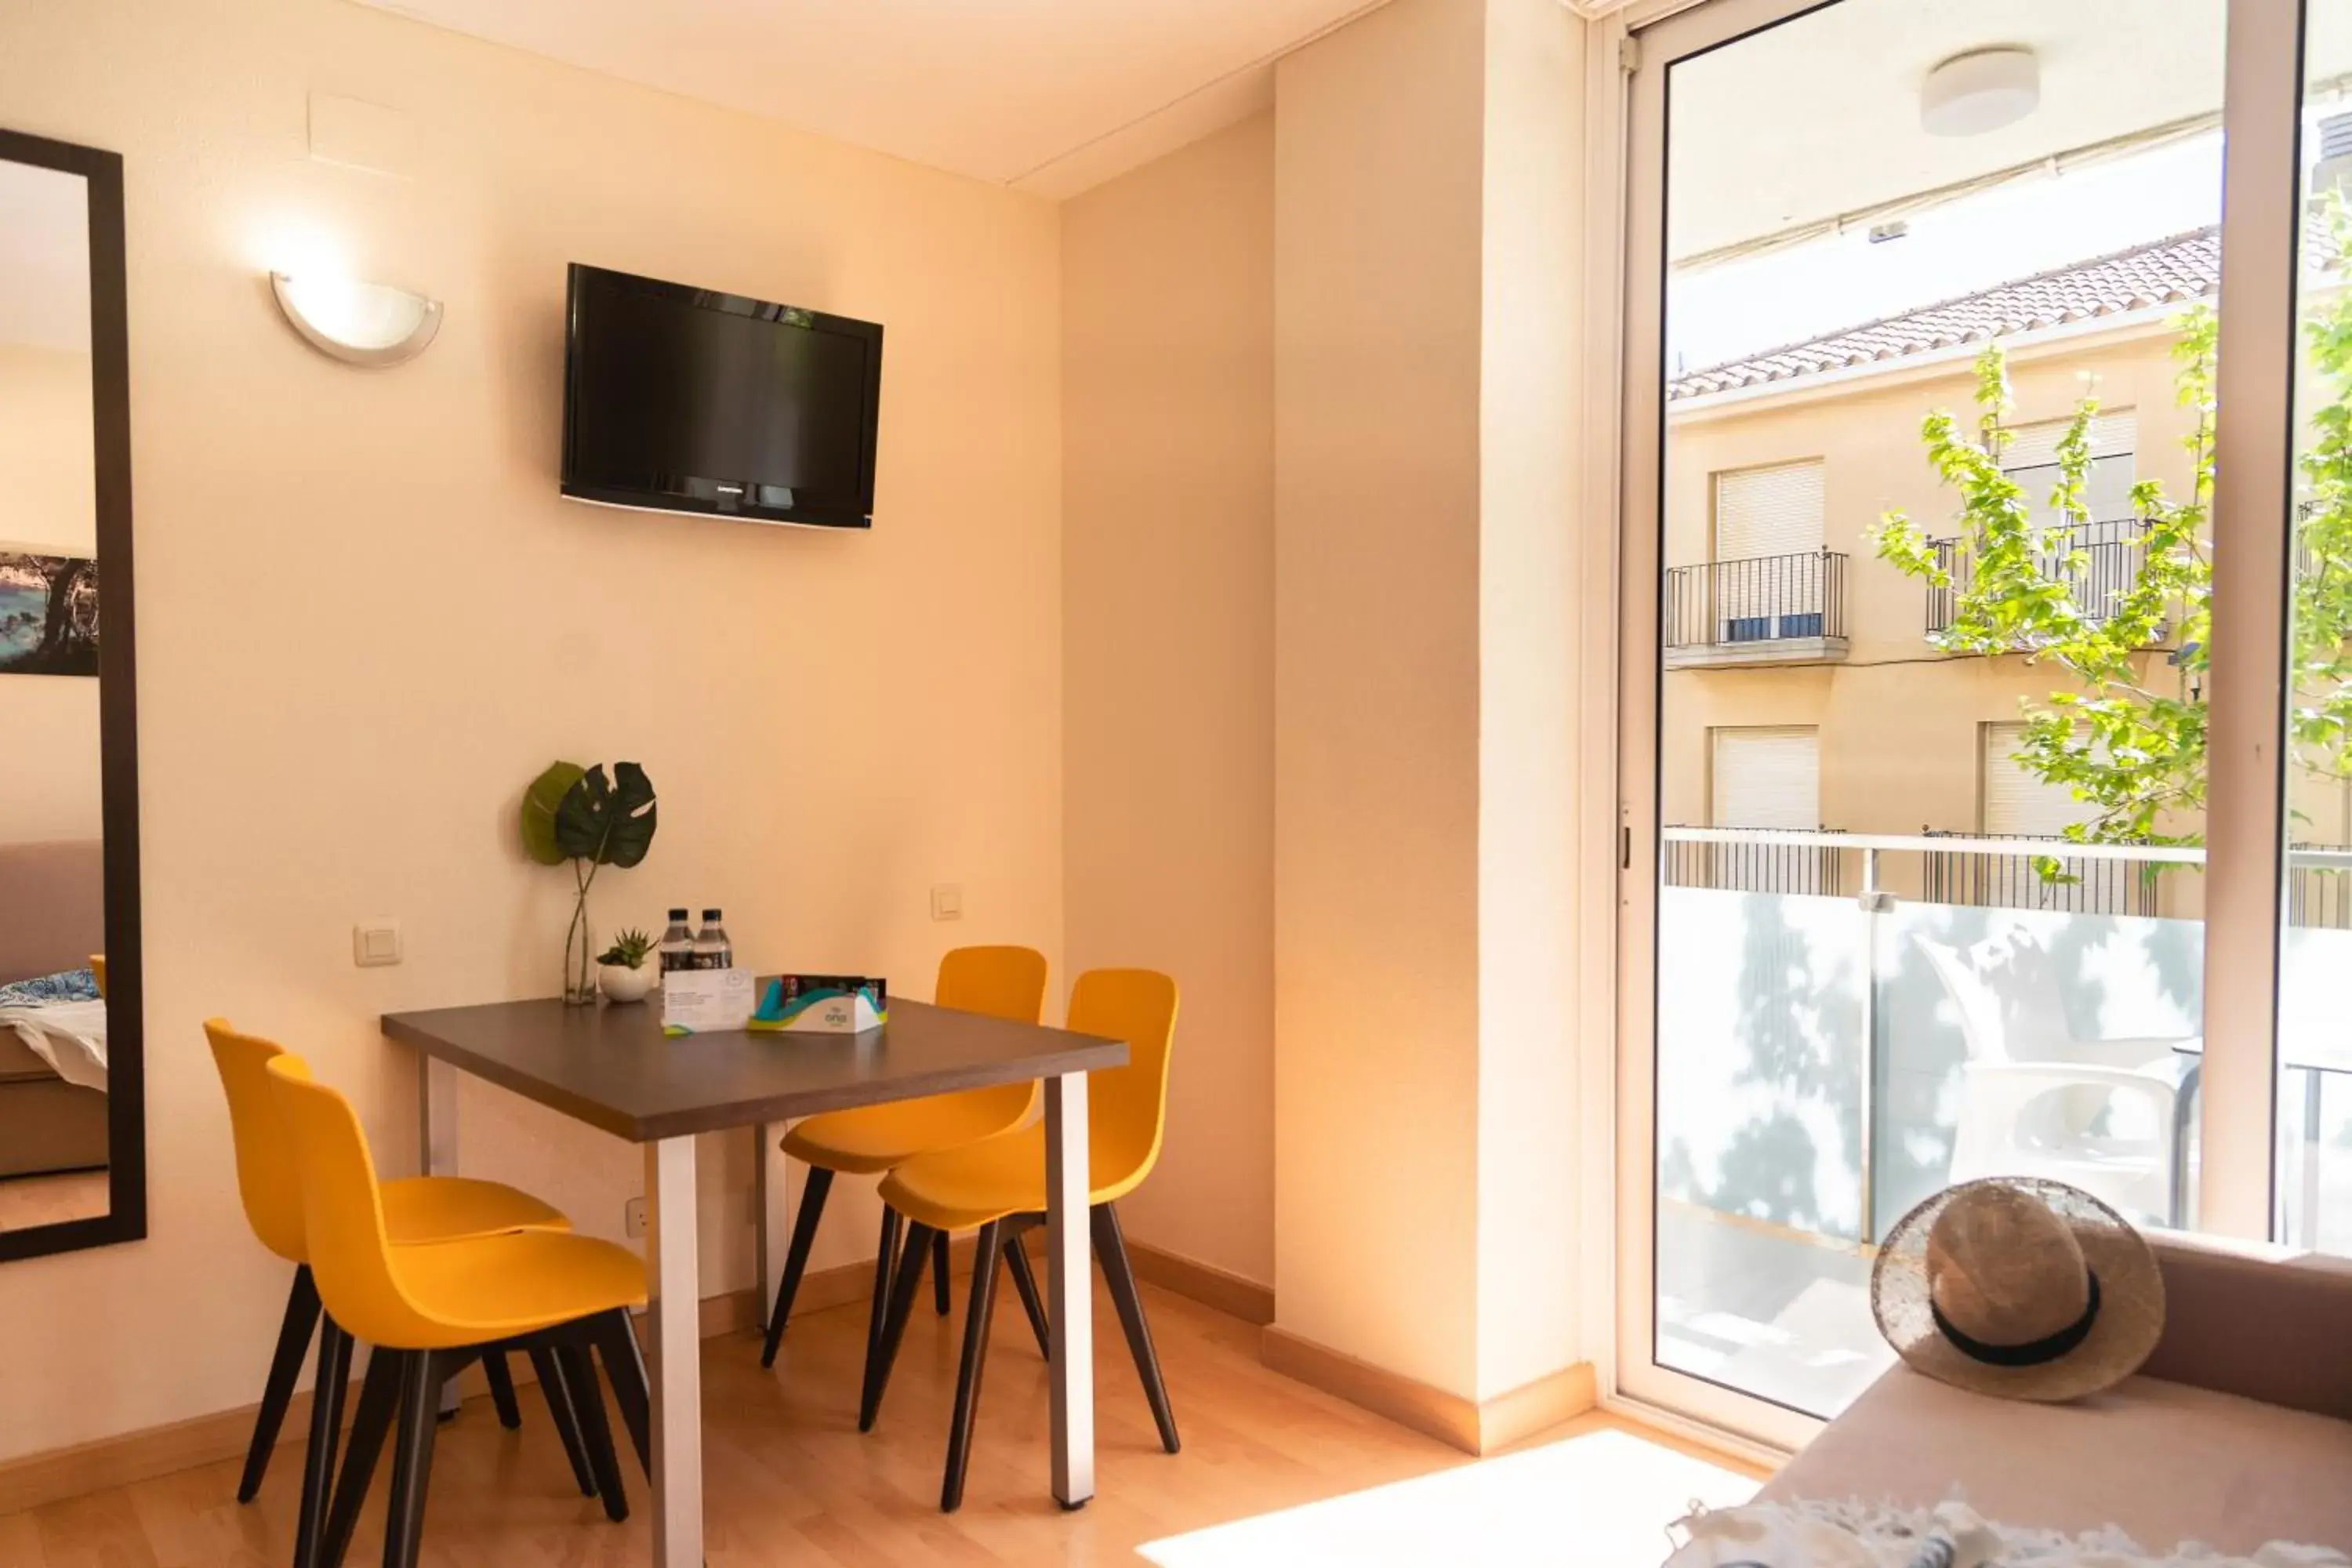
[0,840,109,1229]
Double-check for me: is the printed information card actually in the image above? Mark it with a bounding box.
[660,967,757,1036]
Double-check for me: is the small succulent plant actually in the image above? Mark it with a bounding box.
[597,928,655,969]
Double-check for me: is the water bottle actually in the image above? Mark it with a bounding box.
[658,909,695,977]
[691,909,733,971]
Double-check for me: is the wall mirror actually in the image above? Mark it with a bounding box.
[0,127,142,1262]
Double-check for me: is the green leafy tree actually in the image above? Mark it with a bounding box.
[1874,252,2352,863]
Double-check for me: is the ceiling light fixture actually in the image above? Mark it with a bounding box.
[1921,47,2040,139]
[270,271,442,367]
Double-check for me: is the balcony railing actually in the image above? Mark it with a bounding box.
[1920,829,2158,917]
[1925,517,2147,637]
[1664,550,1848,666]
[1662,826,1846,896]
[2289,846,2352,930]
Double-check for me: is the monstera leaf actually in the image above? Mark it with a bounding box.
[520,761,587,866]
[554,761,658,869]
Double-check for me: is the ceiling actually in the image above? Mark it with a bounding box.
[1666,0,2273,262]
[0,158,90,354]
[354,0,1387,198]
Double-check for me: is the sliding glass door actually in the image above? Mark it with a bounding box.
[1617,0,2328,1446]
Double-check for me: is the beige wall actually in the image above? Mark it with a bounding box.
[1473,0,1585,1403]
[1061,115,1276,1288]
[0,342,103,845]
[1272,0,1588,1405]
[1274,0,1489,1400]
[1661,331,2199,844]
[0,0,1062,1462]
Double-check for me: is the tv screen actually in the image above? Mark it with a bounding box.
[561,263,883,529]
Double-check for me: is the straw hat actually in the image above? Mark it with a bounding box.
[1872,1176,2165,1402]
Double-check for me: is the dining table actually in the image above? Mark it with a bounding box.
[381,994,1130,1566]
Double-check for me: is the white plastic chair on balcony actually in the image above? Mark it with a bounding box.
[1916,934,2187,1225]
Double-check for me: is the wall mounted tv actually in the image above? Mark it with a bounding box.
[561,263,884,530]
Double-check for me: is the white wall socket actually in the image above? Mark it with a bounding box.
[931,884,964,921]
[624,1196,647,1239]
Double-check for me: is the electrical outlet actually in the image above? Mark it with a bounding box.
[931,884,964,921]
[624,1196,647,1239]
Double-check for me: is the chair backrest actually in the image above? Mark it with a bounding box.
[206,1018,309,1262]
[1915,937,2007,1064]
[932,945,1051,1126]
[90,955,106,998]
[936,945,1049,1025]
[1065,968,1179,1190]
[264,1054,436,1348]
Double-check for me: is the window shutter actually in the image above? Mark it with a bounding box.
[1712,727,1820,829]
[1981,721,2079,837]
[1715,460,1824,561]
[2003,411,2136,469]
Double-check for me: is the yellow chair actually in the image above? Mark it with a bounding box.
[89,955,105,997]
[206,1021,594,1553]
[759,946,1053,1402]
[266,1055,653,1568]
[872,967,1181,1512]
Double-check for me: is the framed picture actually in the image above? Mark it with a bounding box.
[0,550,100,676]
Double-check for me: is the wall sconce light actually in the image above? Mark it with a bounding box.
[270,271,442,367]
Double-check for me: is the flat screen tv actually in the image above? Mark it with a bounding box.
[561,263,884,530]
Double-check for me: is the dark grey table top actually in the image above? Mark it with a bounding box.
[382,996,1128,1142]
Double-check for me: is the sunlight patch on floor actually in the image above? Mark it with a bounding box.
[1136,1426,1761,1568]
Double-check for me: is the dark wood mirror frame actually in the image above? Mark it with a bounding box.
[0,127,143,1265]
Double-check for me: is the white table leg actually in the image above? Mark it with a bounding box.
[753,1121,793,1319]
[1044,1071,1094,1508]
[416,1056,463,1417]
[646,1135,704,1567]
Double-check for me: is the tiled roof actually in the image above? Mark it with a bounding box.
[1668,226,2220,401]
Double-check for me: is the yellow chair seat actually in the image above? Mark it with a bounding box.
[381,1177,569,1245]
[783,1091,1035,1177]
[878,1121,1150,1235]
[383,1230,650,1348]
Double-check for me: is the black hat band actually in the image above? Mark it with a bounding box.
[1930,1269,2102,1368]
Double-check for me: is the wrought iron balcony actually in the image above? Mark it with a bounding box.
[1925,517,2149,637]
[1663,550,1849,669]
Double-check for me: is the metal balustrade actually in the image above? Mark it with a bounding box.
[1663,550,1848,653]
[1926,517,2148,637]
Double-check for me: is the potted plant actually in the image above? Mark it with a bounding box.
[597,928,657,1003]
[520,760,658,1004]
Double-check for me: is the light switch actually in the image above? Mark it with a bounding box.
[931,884,964,921]
[353,920,402,967]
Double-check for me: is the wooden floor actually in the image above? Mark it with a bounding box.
[0,1170,108,1232]
[0,1279,1764,1566]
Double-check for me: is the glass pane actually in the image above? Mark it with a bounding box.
[0,155,111,1236]
[1656,0,2225,1418]
[2275,1,2352,1252]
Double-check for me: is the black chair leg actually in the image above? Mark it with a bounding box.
[859,1220,937,1432]
[1003,1233,1051,1358]
[527,1345,599,1498]
[381,1352,445,1568]
[588,1308,653,1479]
[759,1165,834,1367]
[931,1229,952,1316]
[481,1352,523,1431]
[320,1347,404,1568]
[238,1264,322,1502]
[290,1315,351,1568]
[941,1220,1005,1512]
[1094,1203,1180,1454]
[865,1207,905,1380]
[557,1342,630,1523]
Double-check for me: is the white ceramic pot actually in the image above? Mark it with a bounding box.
[599,962,654,1004]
